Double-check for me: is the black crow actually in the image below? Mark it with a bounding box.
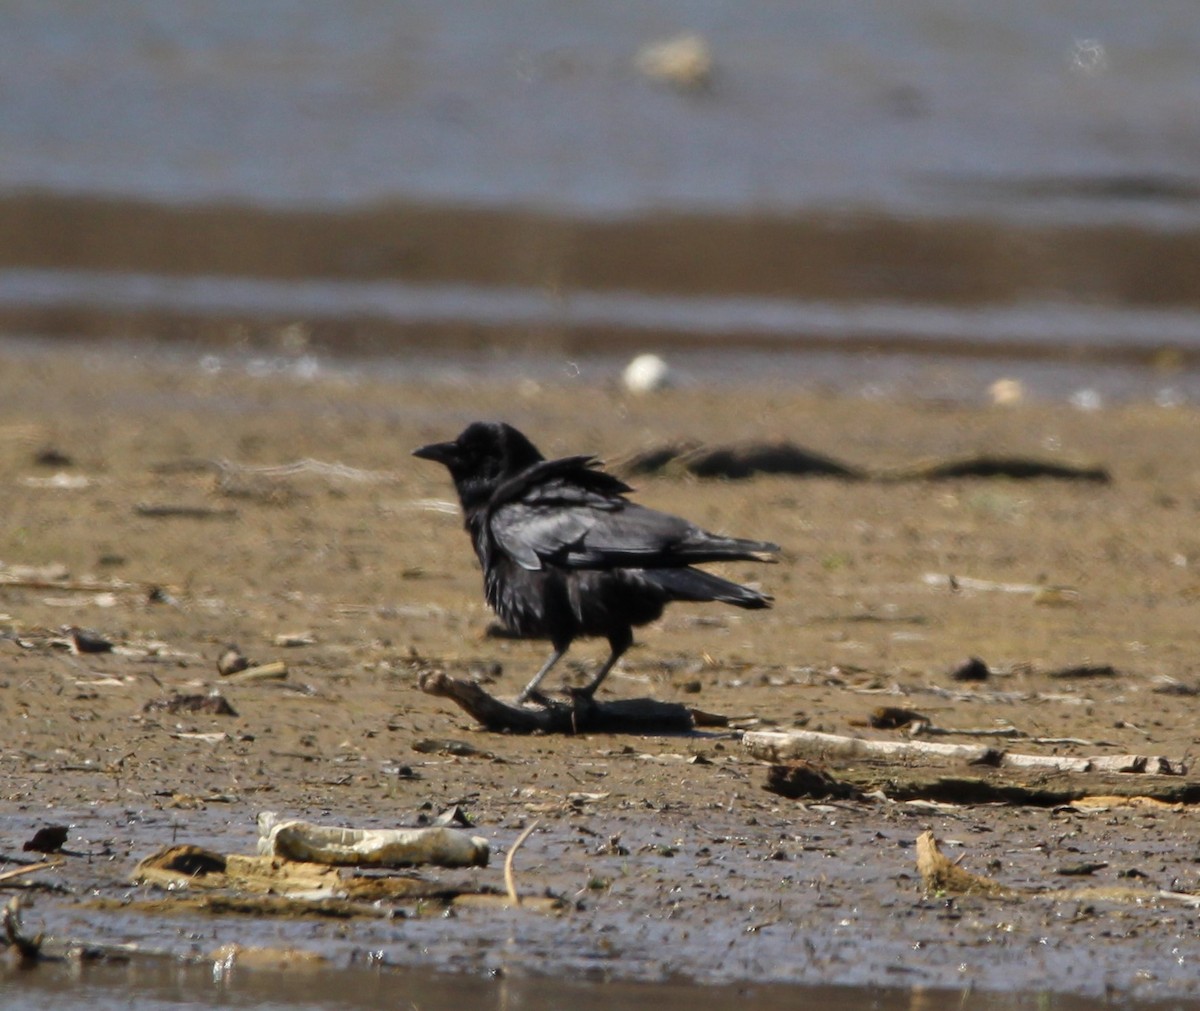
[414,422,779,703]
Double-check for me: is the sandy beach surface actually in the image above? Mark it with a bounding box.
[2,342,1200,1006]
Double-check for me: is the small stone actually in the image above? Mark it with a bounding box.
[70,627,113,654]
[950,657,990,682]
[622,353,671,394]
[217,645,252,676]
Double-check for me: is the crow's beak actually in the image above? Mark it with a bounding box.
[412,440,457,465]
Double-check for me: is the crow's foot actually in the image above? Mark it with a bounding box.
[515,688,552,708]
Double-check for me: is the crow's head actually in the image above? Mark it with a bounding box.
[414,421,544,508]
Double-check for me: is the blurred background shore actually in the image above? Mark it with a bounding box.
[3,2,1200,402]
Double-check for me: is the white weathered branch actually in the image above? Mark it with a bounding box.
[742,729,1185,775]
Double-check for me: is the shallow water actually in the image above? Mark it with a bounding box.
[6,960,1181,1011]
[4,0,1199,222]
[4,794,1200,1007]
[3,3,1200,389]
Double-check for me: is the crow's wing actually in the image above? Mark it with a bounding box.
[489,473,625,571]
[491,480,775,571]
[492,455,632,505]
[488,454,777,571]
[486,456,628,570]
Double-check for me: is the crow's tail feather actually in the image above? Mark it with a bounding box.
[644,567,773,609]
[675,533,780,565]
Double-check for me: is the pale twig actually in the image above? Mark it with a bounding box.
[909,723,1099,746]
[0,861,62,886]
[216,458,403,484]
[504,820,541,906]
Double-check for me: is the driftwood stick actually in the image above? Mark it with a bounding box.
[134,503,237,520]
[746,729,997,764]
[909,724,1026,739]
[0,576,140,594]
[742,729,1186,775]
[2,897,44,960]
[418,671,694,735]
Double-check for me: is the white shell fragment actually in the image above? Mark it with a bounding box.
[256,811,489,868]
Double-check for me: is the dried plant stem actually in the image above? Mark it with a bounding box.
[504,820,541,906]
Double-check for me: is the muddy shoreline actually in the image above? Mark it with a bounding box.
[4,194,1200,385]
[2,343,1200,1003]
[6,192,1200,305]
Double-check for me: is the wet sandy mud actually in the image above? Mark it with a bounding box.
[2,344,1200,1004]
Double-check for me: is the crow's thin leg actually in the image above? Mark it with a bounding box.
[516,644,568,704]
[577,627,633,698]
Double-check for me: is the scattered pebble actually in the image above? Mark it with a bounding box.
[274,632,316,648]
[634,34,712,90]
[868,706,929,729]
[33,447,73,467]
[144,692,238,716]
[950,656,990,682]
[70,627,114,654]
[217,644,252,677]
[989,378,1024,405]
[223,660,289,684]
[1070,388,1103,411]
[622,353,671,394]
[1056,862,1108,876]
[1032,586,1081,607]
